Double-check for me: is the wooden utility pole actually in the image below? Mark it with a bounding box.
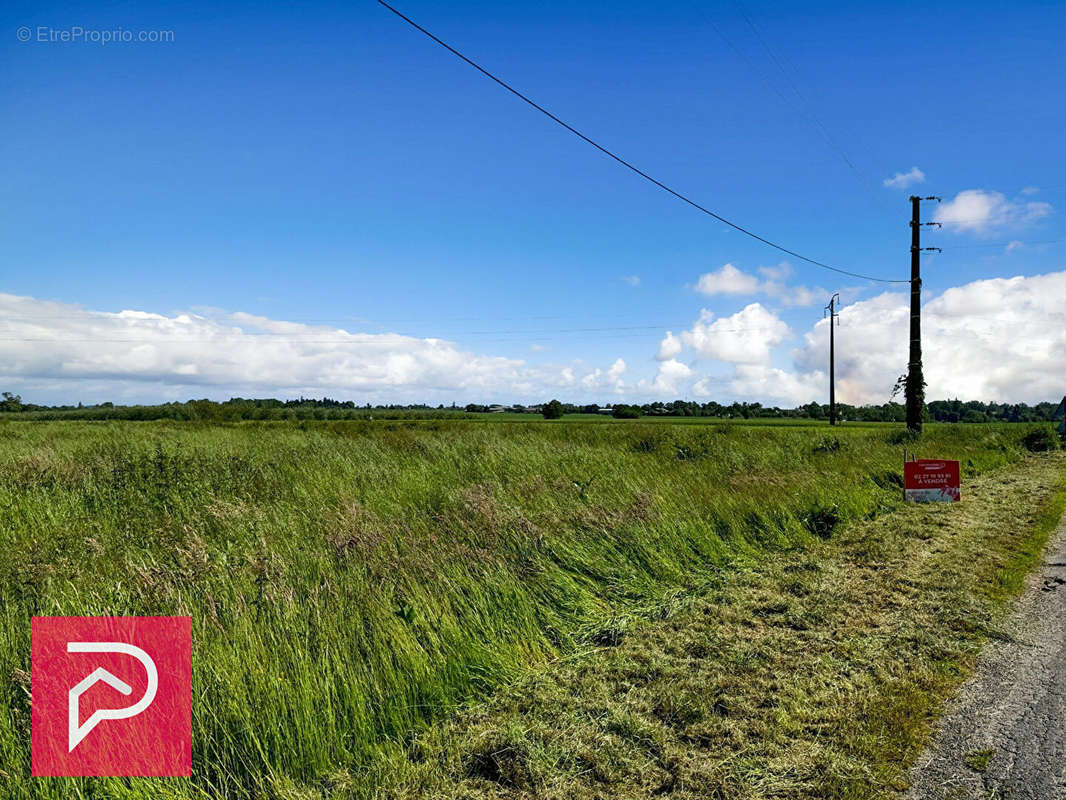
[825,293,840,425]
[907,197,923,432]
[906,196,941,433]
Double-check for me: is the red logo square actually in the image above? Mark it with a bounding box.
[31,616,191,777]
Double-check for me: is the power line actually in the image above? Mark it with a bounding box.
[941,239,1066,250]
[375,0,908,285]
[703,8,865,191]
[936,217,1056,225]
[728,1,891,214]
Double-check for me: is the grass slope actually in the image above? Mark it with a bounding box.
[375,454,1066,800]
[0,420,1057,799]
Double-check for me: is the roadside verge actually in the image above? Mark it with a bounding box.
[908,479,1066,798]
[362,452,1066,800]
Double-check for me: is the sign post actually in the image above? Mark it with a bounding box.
[904,459,961,503]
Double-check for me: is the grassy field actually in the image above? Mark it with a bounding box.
[0,419,1059,799]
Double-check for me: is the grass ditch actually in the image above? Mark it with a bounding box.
[367,452,1066,800]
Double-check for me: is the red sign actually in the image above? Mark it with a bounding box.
[904,459,961,503]
[32,616,191,777]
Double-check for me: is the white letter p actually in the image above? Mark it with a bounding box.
[67,642,158,752]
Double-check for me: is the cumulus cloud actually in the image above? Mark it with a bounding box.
[728,364,824,405]
[652,270,1066,405]
[791,270,1066,403]
[10,266,1064,408]
[694,262,824,307]
[580,358,627,393]
[694,263,760,296]
[680,303,792,365]
[656,331,682,361]
[935,189,1053,235]
[0,293,628,404]
[756,263,790,282]
[883,166,926,189]
[642,359,692,395]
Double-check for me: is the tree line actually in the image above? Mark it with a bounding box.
[0,392,1061,423]
[529,398,1062,422]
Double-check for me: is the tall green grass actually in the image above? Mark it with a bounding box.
[0,420,1049,799]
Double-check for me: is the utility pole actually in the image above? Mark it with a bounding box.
[907,196,941,433]
[825,293,840,426]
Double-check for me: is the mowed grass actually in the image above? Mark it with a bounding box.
[375,453,1066,800]
[0,420,1054,799]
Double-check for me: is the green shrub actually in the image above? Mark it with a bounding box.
[542,399,564,420]
[1021,427,1059,452]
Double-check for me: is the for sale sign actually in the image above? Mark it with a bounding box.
[904,459,961,503]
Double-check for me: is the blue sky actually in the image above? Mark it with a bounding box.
[2,0,1064,405]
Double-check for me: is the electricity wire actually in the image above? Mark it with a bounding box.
[376,0,909,285]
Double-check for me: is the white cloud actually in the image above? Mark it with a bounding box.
[654,270,1066,406]
[656,331,682,361]
[695,262,824,307]
[680,303,792,365]
[790,270,1066,403]
[621,275,641,287]
[1020,186,1040,196]
[0,293,626,404]
[695,263,760,296]
[781,286,824,307]
[580,358,627,393]
[757,263,790,282]
[10,266,1065,408]
[883,166,926,189]
[1005,240,1024,253]
[643,359,692,395]
[759,262,825,307]
[728,364,825,405]
[690,377,723,397]
[935,189,1053,235]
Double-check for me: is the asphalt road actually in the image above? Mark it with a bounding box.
[908,511,1066,799]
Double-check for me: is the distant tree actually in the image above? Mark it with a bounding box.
[702,401,725,418]
[612,404,641,419]
[1,392,23,412]
[542,399,564,419]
